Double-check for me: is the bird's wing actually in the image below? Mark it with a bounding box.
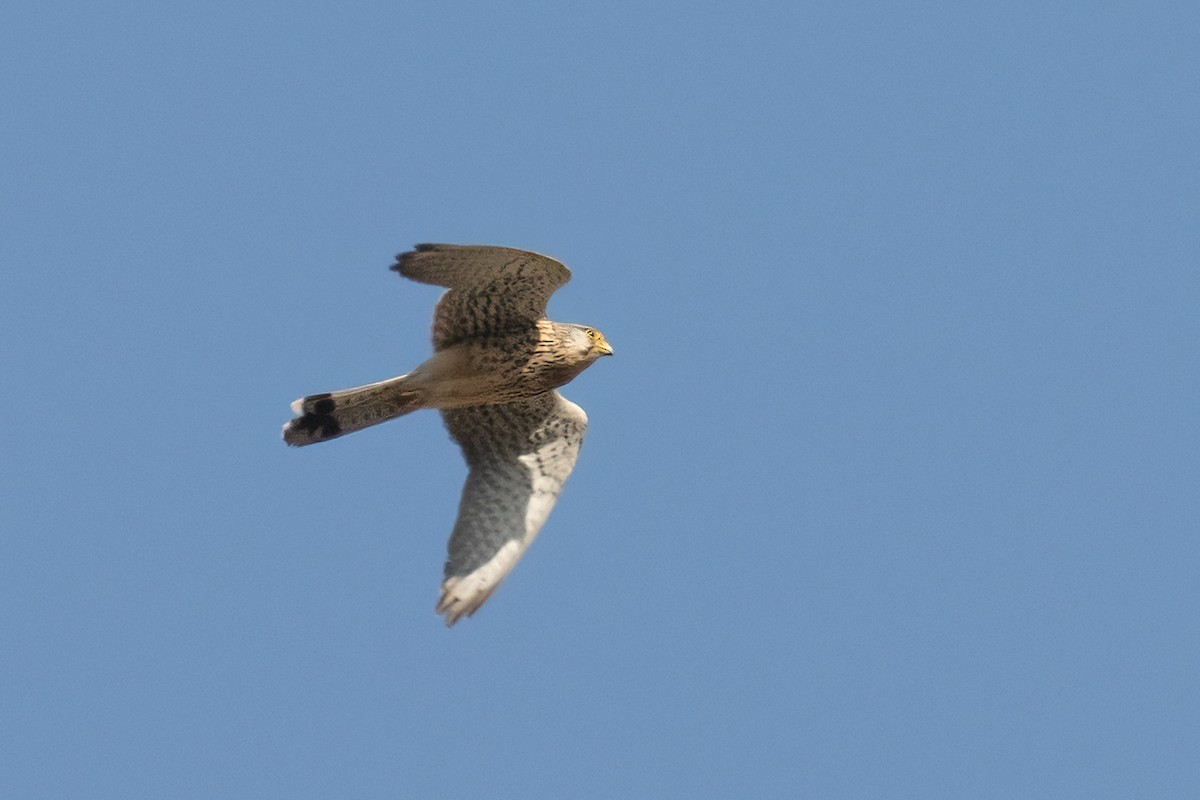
[437,391,588,626]
[392,244,571,349]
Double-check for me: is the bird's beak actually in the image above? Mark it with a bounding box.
[594,334,614,357]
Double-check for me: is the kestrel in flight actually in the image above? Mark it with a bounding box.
[283,244,612,626]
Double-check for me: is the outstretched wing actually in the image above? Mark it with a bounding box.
[437,391,588,626]
[391,244,571,349]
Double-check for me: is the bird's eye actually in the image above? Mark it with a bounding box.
[585,328,599,340]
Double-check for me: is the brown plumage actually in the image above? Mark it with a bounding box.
[283,244,612,625]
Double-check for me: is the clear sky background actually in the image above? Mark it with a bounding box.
[3,2,1197,798]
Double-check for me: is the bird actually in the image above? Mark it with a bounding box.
[283,244,612,626]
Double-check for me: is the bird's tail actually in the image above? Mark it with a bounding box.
[282,375,424,446]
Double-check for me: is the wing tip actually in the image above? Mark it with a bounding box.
[436,539,524,626]
[436,579,497,627]
[392,243,566,267]
[391,243,455,276]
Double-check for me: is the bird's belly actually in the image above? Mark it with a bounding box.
[413,344,556,408]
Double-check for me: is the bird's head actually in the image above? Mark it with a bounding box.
[572,325,614,360]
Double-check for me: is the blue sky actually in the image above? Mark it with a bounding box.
[3,2,1197,797]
